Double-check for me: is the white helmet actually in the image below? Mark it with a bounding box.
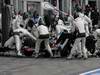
[58,19,64,25]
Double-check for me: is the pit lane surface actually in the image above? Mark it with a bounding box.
[0,54,99,75]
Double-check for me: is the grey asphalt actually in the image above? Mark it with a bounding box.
[0,54,99,75]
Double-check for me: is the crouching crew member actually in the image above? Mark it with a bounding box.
[35,19,53,57]
[4,17,36,56]
[93,27,100,56]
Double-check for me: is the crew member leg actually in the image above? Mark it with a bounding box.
[45,39,53,57]
[4,36,15,48]
[81,37,88,59]
[67,38,81,59]
[14,35,22,56]
[35,39,42,57]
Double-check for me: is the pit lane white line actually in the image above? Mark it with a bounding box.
[79,68,100,75]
